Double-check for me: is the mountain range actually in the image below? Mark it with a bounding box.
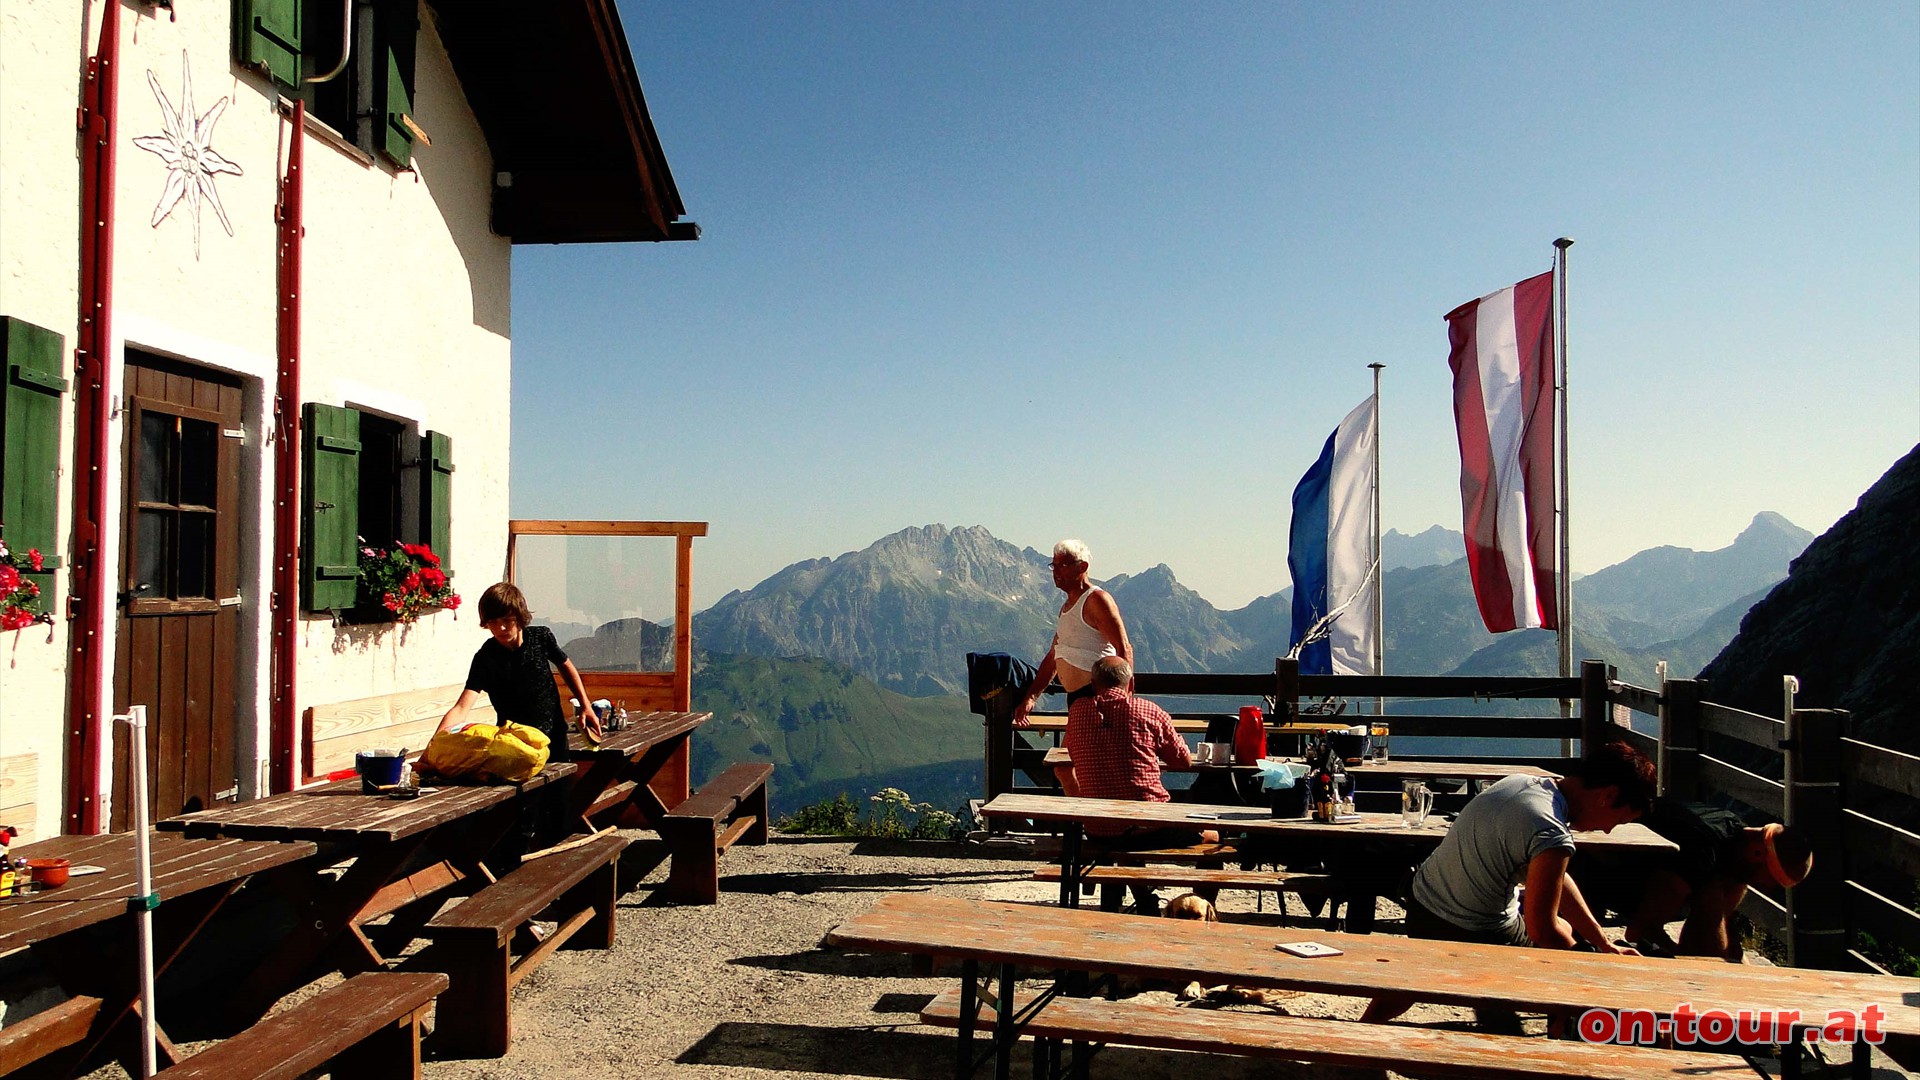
[558,513,1816,814]
[693,515,1813,694]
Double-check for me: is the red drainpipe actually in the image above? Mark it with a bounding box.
[68,0,122,834]
[270,101,305,794]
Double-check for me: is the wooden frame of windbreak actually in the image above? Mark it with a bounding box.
[503,520,707,711]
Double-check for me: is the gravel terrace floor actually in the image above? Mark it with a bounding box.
[69,828,1905,1079]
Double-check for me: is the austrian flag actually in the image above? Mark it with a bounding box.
[1446,270,1558,633]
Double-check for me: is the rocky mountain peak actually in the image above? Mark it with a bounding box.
[1701,444,1920,747]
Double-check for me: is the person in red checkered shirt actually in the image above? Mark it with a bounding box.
[1063,656,1215,914]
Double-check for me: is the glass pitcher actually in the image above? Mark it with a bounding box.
[1401,780,1434,827]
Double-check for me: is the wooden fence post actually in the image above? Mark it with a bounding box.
[1578,660,1613,754]
[1660,679,1703,800]
[1784,705,1849,970]
[1273,657,1299,723]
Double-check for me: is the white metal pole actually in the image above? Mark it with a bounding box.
[1554,237,1575,754]
[1368,362,1384,716]
[126,706,158,1078]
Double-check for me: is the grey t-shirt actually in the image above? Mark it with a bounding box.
[1410,775,1575,935]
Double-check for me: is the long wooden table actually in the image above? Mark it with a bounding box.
[160,764,576,1021]
[829,893,1920,1080]
[983,792,1678,930]
[564,709,712,829]
[0,831,318,1076]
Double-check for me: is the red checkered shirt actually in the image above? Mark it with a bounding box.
[1064,688,1191,836]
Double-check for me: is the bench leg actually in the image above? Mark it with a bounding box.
[427,942,511,1058]
[662,824,721,905]
[741,780,770,845]
[562,858,619,950]
[331,1005,428,1080]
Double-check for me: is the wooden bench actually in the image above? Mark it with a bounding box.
[417,832,629,1057]
[154,972,445,1080]
[922,988,1763,1080]
[0,994,102,1076]
[658,762,772,904]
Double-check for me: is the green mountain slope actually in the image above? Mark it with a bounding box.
[686,652,979,816]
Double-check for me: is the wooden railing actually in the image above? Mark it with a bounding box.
[987,655,1919,975]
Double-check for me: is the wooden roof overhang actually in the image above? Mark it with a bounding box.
[434,0,698,245]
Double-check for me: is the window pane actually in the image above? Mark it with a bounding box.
[138,413,172,504]
[179,418,217,508]
[135,510,169,597]
[177,512,212,598]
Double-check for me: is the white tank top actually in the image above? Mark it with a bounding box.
[1055,588,1117,671]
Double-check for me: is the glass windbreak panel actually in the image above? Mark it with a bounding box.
[135,510,169,597]
[179,418,217,508]
[176,511,212,598]
[516,534,678,672]
[138,412,172,504]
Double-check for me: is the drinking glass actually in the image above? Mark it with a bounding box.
[1401,781,1433,827]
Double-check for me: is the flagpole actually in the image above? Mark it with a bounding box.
[1554,237,1574,754]
[1368,362,1384,717]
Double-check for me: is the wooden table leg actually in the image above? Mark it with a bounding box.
[31,883,233,1070]
[225,836,429,1020]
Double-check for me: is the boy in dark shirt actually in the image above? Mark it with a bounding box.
[436,582,602,749]
[436,582,602,868]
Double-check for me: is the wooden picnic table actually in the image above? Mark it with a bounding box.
[0,831,317,1076]
[828,893,1920,1080]
[158,764,576,1022]
[983,792,1678,930]
[564,709,712,829]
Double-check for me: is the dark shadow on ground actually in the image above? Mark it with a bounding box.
[849,838,1045,862]
[729,947,926,978]
[678,1021,1385,1079]
[872,992,937,1014]
[718,868,1030,896]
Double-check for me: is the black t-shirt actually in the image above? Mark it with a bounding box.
[464,624,569,739]
[1641,797,1749,888]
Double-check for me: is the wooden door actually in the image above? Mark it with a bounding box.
[112,352,244,831]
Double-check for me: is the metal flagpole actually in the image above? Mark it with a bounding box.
[1554,237,1574,754]
[124,706,158,1077]
[1368,362,1384,717]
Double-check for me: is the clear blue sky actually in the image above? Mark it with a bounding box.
[509,2,1920,614]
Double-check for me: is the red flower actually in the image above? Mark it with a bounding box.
[0,565,18,594]
[403,571,422,591]
[383,593,400,612]
[445,594,462,611]
[0,608,28,631]
[26,549,43,572]
[421,567,446,589]
[24,582,39,598]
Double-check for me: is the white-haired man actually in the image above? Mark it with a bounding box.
[1013,538,1133,730]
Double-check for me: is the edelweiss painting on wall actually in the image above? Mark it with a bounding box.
[133,52,243,259]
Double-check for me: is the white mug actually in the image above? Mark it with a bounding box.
[1194,743,1214,765]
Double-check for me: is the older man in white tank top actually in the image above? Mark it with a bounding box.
[1013,538,1133,728]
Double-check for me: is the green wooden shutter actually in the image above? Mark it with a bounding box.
[374,1,419,167]
[420,430,452,571]
[236,0,303,89]
[0,317,67,573]
[303,403,361,610]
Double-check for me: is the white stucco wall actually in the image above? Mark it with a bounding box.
[0,0,513,830]
[0,0,88,840]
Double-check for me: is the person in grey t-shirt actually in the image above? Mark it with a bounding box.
[1361,741,1656,1027]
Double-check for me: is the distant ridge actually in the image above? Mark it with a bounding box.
[1383,525,1464,570]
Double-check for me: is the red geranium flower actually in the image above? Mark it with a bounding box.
[26,549,43,572]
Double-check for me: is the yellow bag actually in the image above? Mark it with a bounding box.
[421,722,550,783]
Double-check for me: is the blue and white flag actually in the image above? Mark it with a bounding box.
[1287,396,1379,676]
